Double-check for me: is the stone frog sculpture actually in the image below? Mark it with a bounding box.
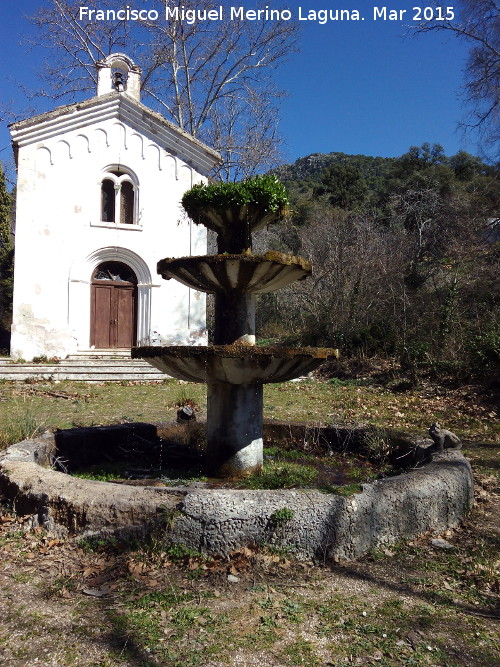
[429,422,462,453]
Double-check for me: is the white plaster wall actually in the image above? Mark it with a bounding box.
[11,115,208,360]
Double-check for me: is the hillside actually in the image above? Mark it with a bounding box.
[260,144,499,379]
[273,151,396,197]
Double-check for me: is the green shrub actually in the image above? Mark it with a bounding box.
[465,326,500,374]
[182,175,290,221]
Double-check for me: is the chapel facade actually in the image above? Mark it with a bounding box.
[9,54,220,360]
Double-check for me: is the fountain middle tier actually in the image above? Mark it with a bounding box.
[133,345,338,385]
[157,252,311,294]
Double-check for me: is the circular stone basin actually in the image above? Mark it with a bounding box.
[133,345,338,384]
[0,423,474,561]
[157,252,312,294]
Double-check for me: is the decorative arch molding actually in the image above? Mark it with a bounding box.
[99,163,139,187]
[69,247,153,347]
[130,132,145,159]
[36,145,53,167]
[147,143,162,170]
[81,247,152,286]
[113,121,128,149]
[95,128,109,148]
[163,154,177,179]
[179,163,193,187]
[56,139,72,160]
[76,134,91,155]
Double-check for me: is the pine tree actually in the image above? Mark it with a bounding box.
[0,163,13,347]
[0,163,11,251]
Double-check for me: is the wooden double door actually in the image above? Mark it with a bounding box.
[90,262,137,349]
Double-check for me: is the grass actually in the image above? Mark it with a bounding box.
[0,378,497,468]
[72,462,132,482]
[0,376,498,665]
[0,378,497,450]
[0,400,50,447]
[0,486,498,666]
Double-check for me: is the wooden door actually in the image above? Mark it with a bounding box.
[90,263,137,349]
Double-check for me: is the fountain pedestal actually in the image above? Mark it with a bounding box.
[133,178,338,476]
[206,382,263,475]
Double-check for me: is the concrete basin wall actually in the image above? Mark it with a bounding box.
[171,453,473,560]
[0,432,182,538]
[0,426,473,560]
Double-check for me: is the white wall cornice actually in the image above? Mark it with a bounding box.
[11,93,221,175]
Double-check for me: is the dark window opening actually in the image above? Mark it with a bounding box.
[101,179,115,222]
[120,181,134,225]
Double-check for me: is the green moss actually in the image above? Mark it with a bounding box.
[181,175,290,223]
[270,507,295,524]
[133,344,337,360]
[158,251,311,274]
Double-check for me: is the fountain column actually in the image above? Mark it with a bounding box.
[206,381,263,475]
[209,218,263,474]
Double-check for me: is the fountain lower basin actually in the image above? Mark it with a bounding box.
[0,422,474,561]
[134,345,338,384]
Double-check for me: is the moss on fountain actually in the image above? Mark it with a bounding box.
[158,251,311,271]
[181,175,290,233]
[134,345,336,360]
[157,252,312,294]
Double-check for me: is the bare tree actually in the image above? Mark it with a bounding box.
[414,0,500,157]
[27,0,299,178]
[255,204,407,352]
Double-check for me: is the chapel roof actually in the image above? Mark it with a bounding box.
[10,91,221,175]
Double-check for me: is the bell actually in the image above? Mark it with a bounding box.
[112,71,125,92]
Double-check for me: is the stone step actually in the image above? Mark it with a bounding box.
[68,349,132,359]
[0,373,166,381]
[0,355,168,382]
[24,359,151,367]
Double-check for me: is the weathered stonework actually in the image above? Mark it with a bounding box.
[0,424,473,560]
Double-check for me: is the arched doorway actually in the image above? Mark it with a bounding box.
[90,261,137,349]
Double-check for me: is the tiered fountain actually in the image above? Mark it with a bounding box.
[1,178,473,556]
[133,176,338,477]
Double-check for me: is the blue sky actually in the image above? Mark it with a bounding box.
[0,1,479,183]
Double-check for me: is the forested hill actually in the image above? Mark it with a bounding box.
[258,144,499,380]
[274,151,396,194]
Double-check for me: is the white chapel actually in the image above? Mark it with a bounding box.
[9,53,220,360]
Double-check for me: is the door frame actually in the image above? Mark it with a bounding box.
[69,247,154,350]
[90,264,138,349]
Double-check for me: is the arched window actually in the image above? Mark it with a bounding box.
[100,168,138,225]
[92,261,138,284]
[101,179,115,222]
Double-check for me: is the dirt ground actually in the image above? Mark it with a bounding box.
[0,472,498,667]
[0,374,498,665]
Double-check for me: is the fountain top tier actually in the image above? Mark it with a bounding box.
[181,176,290,254]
